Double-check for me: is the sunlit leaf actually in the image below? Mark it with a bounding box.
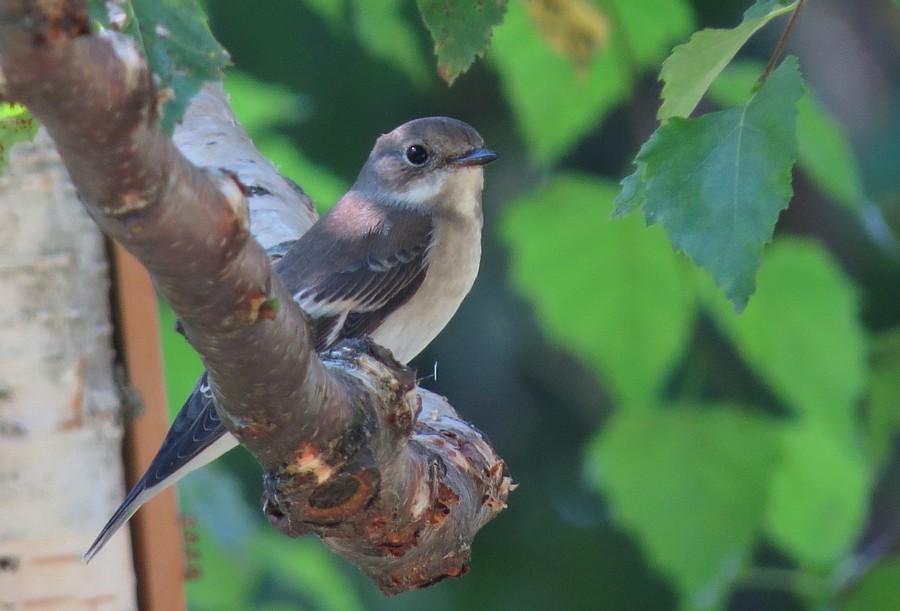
[611,0,694,67]
[503,175,695,406]
[416,0,507,84]
[224,71,309,133]
[0,103,39,173]
[616,57,803,309]
[795,88,867,210]
[865,327,900,468]
[658,0,797,122]
[587,406,780,607]
[766,422,870,569]
[299,0,344,25]
[704,239,866,433]
[352,0,431,86]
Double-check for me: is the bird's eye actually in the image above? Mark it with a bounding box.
[405,144,429,166]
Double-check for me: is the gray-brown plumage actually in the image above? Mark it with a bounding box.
[85,117,498,561]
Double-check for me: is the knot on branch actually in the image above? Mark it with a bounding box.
[260,338,418,534]
[257,339,514,594]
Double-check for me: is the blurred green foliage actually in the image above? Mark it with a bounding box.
[587,406,781,607]
[492,0,693,162]
[224,71,348,208]
[135,0,900,609]
[503,175,696,406]
[0,103,38,172]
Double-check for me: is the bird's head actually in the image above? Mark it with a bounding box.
[354,117,499,218]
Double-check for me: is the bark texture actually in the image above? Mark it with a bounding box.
[0,132,135,609]
[0,0,511,594]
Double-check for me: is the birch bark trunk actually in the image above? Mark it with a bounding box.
[0,133,136,609]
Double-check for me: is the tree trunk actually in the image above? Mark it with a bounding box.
[0,132,135,607]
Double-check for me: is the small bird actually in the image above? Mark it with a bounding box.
[84,117,498,561]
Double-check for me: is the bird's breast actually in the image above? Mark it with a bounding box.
[370,209,482,364]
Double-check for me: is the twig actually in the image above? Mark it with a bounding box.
[758,0,806,86]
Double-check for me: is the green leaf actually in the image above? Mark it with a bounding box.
[184,520,256,609]
[491,1,628,162]
[658,0,797,122]
[158,301,203,419]
[250,534,364,611]
[611,0,694,67]
[492,0,692,163]
[704,239,866,434]
[224,72,349,210]
[416,0,507,85]
[301,0,431,87]
[223,71,308,133]
[123,0,231,132]
[351,0,431,86]
[766,422,870,569]
[709,61,867,211]
[865,327,900,468]
[843,560,900,611]
[704,60,762,107]
[587,406,780,607]
[795,86,867,210]
[611,161,647,217]
[0,103,40,173]
[250,134,348,212]
[299,0,344,25]
[502,175,695,406]
[626,57,803,309]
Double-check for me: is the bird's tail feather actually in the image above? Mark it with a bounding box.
[83,378,238,562]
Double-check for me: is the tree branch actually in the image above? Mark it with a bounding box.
[0,0,511,594]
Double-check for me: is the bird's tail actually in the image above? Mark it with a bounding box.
[83,376,238,562]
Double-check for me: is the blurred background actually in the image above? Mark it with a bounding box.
[158,1,900,609]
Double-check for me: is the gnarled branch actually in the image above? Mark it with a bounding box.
[0,0,511,593]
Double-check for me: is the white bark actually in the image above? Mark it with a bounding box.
[0,133,136,609]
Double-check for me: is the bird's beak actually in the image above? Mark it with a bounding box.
[450,147,500,167]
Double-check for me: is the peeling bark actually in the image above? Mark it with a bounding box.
[0,0,511,594]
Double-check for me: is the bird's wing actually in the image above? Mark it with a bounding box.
[297,236,434,350]
[275,193,436,350]
[83,373,238,561]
